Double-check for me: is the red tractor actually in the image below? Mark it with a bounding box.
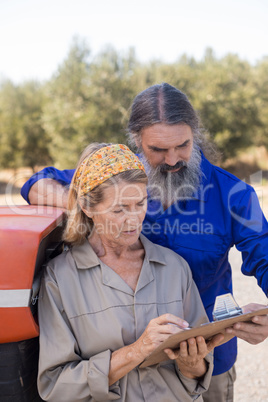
[0,205,66,401]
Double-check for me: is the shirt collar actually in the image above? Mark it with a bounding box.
[139,233,166,265]
[70,233,167,270]
[71,240,100,269]
[194,150,212,202]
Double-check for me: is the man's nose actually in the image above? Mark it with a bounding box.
[164,150,179,167]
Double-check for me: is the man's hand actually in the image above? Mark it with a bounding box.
[226,303,268,344]
[29,179,69,208]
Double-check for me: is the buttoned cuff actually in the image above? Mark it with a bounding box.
[175,353,214,396]
[87,349,121,401]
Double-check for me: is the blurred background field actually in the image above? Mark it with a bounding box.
[1,38,268,173]
[1,146,268,214]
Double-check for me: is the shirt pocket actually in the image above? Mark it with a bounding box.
[156,298,184,320]
[167,232,228,291]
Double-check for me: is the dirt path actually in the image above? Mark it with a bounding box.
[230,248,268,402]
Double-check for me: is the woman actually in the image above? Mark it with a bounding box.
[37,143,223,401]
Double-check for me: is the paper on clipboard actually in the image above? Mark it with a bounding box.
[139,307,268,368]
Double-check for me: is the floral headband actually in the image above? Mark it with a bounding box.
[73,144,146,196]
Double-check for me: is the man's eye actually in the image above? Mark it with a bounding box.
[113,210,122,214]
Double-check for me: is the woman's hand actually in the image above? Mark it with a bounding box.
[164,334,224,379]
[133,314,189,362]
[109,314,188,386]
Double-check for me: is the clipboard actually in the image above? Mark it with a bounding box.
[140,298,268,368]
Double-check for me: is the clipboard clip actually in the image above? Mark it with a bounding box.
[212,293,243,321]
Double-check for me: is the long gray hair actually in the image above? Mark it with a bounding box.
[127,82,215,160]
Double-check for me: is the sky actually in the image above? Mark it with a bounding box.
[0,0,267,83]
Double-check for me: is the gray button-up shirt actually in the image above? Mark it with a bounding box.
[38,234,213,401]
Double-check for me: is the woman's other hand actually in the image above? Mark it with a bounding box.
[164,334,224,379]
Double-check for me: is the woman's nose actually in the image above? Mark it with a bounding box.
[125,212,140,225]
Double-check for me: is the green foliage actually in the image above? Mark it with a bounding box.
[0,39,267,169]
[0,80,50,170]
[253,58,268,147]
[191,53,263,158]
[0,80,22,169]
[41,37,92,167]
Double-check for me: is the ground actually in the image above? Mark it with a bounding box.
[230,247,268,401]
[0,167,267,401]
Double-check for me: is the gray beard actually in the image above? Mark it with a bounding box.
[140,144,203,207]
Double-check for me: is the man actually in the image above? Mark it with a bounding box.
[21,83,268,402]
